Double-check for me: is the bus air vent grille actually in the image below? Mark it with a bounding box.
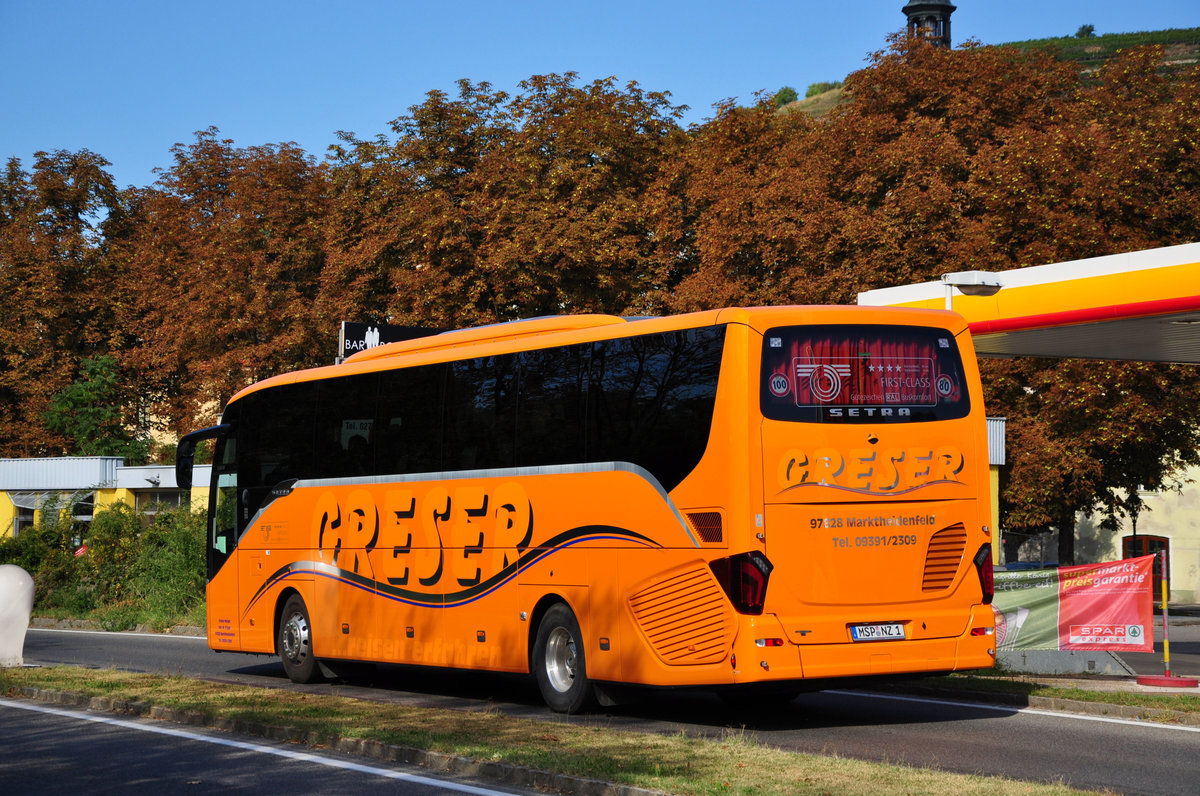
[922,523,967,592]
[686,511,724,543]
[629,565,733,665]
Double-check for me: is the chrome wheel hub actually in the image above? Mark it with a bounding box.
[544,626,577,693]
[282,612,310,664]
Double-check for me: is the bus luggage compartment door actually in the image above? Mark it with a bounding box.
[763,500,979,645]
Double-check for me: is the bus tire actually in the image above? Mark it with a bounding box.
[278,594,322,684]
[533,603,593,714]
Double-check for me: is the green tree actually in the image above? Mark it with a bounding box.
[1075,24,1096,39]
[44,354,149,462]
[774,86,799,107]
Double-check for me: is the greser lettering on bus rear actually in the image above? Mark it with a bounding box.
[778,446,965,495]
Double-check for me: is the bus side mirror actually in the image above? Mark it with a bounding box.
[175,425,230,490]
[176,438,197,490]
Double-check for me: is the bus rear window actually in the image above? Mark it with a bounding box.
[760,324,970,423]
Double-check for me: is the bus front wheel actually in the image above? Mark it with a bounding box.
[533,603,593,713]
[278,594,322,684]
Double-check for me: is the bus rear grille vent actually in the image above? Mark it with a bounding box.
[687,511,724,543]
[629,566,732,665]
[922,523,967,592]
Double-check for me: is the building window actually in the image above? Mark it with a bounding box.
[72,494,95,523]
[13,506,34,538]
[136,490,186,516]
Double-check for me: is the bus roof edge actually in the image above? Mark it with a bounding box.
[342,314,628,363]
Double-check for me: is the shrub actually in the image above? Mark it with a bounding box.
[0,494,97,615]
[1,500,207,629]
[806,80,843,98]
[84,502,143,603]
[130,507,207,630]
[0,525,55,574]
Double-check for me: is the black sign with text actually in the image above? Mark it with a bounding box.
[338,322,440,361]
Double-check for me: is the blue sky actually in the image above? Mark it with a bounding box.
[2,0,1198,189]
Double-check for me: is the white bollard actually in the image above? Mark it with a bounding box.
[0,564,35,667]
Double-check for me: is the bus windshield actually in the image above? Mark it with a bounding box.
[760,324,970,423]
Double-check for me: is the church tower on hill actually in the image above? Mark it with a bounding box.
[902,0,956,48]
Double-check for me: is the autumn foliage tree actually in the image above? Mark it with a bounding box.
[985,359,1200,564]
[320,74,686,329]
[642,98,828,312]
[2,40,1199,563]
[838,42,1200,563]
[646,38,1092,308]
[648,38,1199,304]
[0,150,124,455]
[642,37,1200,562]
[318,79,510,330]
[108,129,329,433]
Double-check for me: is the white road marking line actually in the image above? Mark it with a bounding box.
[828,689,1200,733]
[0,698,519,795]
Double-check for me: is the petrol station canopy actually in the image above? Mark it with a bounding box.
[857,242,1200,364]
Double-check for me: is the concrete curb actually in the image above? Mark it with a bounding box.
[14,686,664,796]
[29,617,204,636]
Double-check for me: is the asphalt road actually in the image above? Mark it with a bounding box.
[0,697,531,796]
[1115,614,1200,677]
[18,627,1200,795]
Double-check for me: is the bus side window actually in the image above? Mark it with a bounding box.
[378,364,445,475]
[443,355,517,472]
[237,383,318,526]
[315,373,379,478]
[515,345,587,468]
[587,328,724,490]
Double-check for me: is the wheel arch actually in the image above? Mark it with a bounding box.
[272,586,304,655]
[526,592,575,671]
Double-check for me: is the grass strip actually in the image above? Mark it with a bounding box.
[0,665,1098,796]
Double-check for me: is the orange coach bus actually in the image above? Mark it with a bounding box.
[176,306,995,712]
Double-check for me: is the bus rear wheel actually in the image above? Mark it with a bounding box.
[278,594,322,684]
[533,603,593,713]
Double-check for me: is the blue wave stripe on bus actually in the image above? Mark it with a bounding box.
[241,525,660,617]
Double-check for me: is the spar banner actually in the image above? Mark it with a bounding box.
[993,555,1154,652]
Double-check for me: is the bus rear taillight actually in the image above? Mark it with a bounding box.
[973,544,994,604]
[710,551,774,615]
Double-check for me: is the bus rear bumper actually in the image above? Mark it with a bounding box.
[732,606,997,683]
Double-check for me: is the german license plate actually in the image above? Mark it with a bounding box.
[850,623,905,641]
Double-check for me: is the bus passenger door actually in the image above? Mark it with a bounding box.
[207,467,241,651]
